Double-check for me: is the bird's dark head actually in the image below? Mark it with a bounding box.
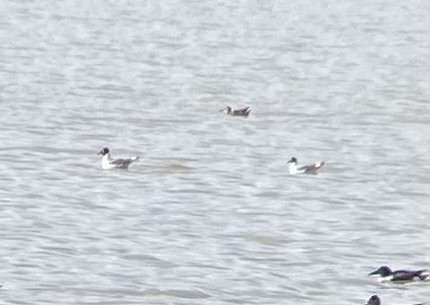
[366,295,381,305]
[97,147,110,156]
[224,106,232,114]
[287,157,298,164]
[369,266,391,277]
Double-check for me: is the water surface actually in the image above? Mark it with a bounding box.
[0,0,429,304]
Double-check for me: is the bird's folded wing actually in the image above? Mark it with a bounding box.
[391,270,422,281]
[298,164,317,172]
[111,158,133,166]
[235,107,249,114]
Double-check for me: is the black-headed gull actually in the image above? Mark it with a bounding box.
[287,157,325,175]
[97,147,139,170]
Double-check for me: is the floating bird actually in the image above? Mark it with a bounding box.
[368,266,429,283]
[223,106,251,117]
[366,295,429,305]
[287,157,325,175]
[367,295,381,305]
[97,147,139,170]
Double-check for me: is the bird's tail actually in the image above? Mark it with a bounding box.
[418,269,429,280]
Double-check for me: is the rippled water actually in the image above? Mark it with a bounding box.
[0,0,429,304]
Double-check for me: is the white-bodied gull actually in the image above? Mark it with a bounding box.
[287,157,325,175]
[97,147,139,170]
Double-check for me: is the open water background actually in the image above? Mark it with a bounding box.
[0,0,429,304]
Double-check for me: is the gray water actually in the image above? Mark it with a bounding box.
[0,0,429,304]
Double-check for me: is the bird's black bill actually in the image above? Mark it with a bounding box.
[368,270,379,276]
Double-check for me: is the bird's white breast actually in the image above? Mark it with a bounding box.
[101,154,115,170]
[289,163,300,175]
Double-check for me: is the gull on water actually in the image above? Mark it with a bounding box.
[223,106,251,117]
[287,157,325,175]
[97,147,139,170]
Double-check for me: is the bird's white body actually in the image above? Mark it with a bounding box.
[288,162,304,175]
[102,153,115,170]
[376,275,394,283]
